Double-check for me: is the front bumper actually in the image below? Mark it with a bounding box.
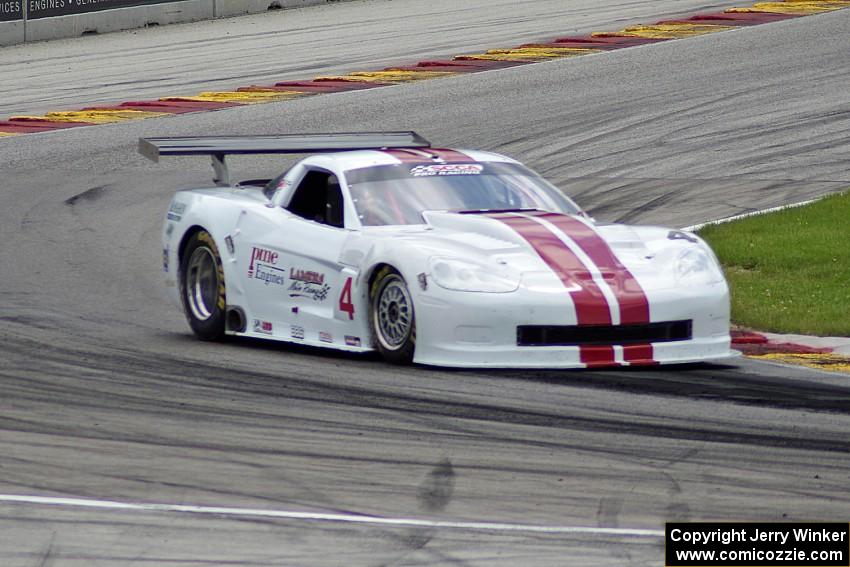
[412,280,734,369]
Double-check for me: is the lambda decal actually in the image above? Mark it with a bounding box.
[319,331,333,343]
[167,201,187,222]
[288,268,330,301]
[345,335,362,347]
[291,325,305,340]
[252,319,273,335]
[410,164,483,177]
[248,247,286,286]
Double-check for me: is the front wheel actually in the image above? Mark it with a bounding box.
[370,267,416,364]
[180,230,226,341]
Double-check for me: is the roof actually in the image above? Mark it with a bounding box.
[306,148,520,172]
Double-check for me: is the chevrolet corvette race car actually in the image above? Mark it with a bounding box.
[141,132,733,368]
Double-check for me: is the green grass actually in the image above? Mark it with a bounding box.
[698,192,850,336]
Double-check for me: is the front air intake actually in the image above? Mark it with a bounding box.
[517,320,692,347]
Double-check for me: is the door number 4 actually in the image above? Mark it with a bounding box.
[338,277,355,320]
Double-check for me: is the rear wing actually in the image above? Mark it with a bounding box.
[139,131,431,186]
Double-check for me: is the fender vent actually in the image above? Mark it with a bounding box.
[517,320,692,346]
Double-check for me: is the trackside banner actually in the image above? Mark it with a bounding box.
[0,0,23,21]
[666,523,850,567]
[27,0,173,19]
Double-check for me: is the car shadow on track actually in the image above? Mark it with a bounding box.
[143,333,850,452]
[210,334,850,415]
[225,334,383,362]
[478,362,850,415]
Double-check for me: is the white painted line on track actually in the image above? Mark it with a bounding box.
[681,198,820,232]
[0,493,663,537]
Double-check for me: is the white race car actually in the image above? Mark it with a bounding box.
[142,132,733,368]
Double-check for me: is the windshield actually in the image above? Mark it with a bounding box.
[344,162,581,226]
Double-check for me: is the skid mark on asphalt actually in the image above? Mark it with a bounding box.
[417,459,455,513]
[1,0,848,136]
[3,330,850,450]
[64,185,110,207]
[0,494,664,537]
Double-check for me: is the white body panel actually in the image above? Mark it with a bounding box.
[161,148,734,369]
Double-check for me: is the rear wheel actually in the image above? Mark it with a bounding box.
[370,267,416,364]
[180,230,226,341]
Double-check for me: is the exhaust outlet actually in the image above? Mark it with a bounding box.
[226,307,247,333]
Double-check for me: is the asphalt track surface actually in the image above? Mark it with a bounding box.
[1,1,850,565]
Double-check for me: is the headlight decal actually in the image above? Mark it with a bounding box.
[675,246,724,285]
[427,257,520,293]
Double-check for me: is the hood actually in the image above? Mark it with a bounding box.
[359,210,716,324]
[414,210,654,274]
[412,210,679,326]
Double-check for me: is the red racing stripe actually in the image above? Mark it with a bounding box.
[382,148,434,163]
[487,213,612,326]
[488,213,615,366]
[489,211,661,366]
[531,212,650,324]
[580,346,618,368]
[382,148,477,164]
[623,344,656,365]
[428,148,477,162]
[528,212,655,365]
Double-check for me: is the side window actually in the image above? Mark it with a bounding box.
[286,170,345,228]
[263,170,289,200]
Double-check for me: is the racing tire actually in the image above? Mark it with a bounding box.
[370,267,416,365]
[179,230,227,341]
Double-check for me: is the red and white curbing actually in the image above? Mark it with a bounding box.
[680,199,819,233]
[731,328,850,356]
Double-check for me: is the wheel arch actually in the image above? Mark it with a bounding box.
[366,262,399,297]
[177,225,209,275]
